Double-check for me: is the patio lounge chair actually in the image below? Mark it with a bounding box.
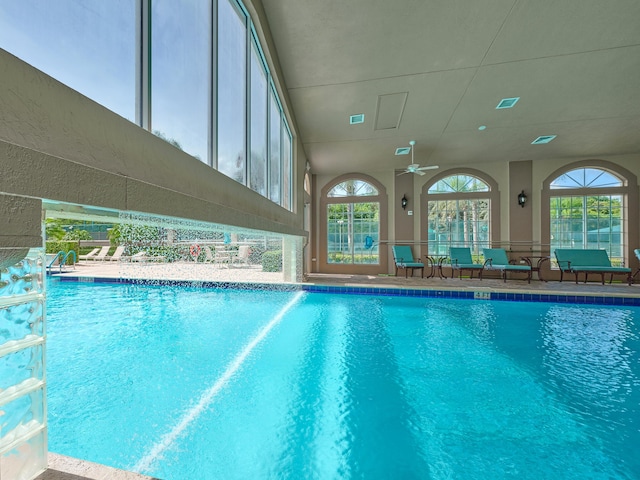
[203,245,215,263]
[232,245,251,266]
[554,248,632,285]
[130,251,165,263]
[482,248,531,283]
[78,248,100,261]
[89,246,111,261]
[448,247,484,279]
[108,245,127,261]
[633,249,640,282]
[392,245,424,278]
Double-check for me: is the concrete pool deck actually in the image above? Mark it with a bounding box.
[36,453,159,480]
[40,260,640,479]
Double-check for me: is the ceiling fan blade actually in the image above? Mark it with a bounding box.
[396,170,410,176]
[415,170,426,176]
[417,165,439,170]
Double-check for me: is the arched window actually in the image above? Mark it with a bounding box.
[425,173,492,257]
[328,179,378,197]
[325,178,381,265]
[549,167,626,264]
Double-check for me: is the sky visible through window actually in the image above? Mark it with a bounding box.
[550,168,622,189]
[428,175,489,194]
[0,0,136,121]
[151,0,210,162]
[328,180,378,197]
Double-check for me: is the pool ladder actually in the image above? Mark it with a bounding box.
[47,250,76,274]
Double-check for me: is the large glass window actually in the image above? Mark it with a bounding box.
[427,174,491,257]
[0,0,136,121]
[217,0,247,183]
[269,89,281,204]
[249,38,268,196]
[0,0,295,211]
[326,180,380,264]
[550,167,625,265]
[282,123,293,210]
[152,0,210,162]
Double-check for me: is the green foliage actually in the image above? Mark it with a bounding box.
[144,245,182,263]
[328,252,378,264]
[550,195,622,220]
[46,241,80,264]
[327,202,379,221]
[262,250,282,272]
[107,225,121,246]
[45,219,66,240]
[45,241,78,254]
[153,130,183,150]
[63,229,93,241]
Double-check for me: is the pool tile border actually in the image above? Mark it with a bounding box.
[54,275,640,306]
[302,284,640,305]
[56,275,300,292]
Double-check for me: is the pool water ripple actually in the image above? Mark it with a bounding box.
[46,281,640,479]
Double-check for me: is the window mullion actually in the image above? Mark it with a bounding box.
[137,0,151,130]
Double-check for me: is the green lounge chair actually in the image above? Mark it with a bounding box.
[554,249,632,285]
[448,247,484,279]
[482,248,531,283]
[633,249,640,282]
[392,245,424,278]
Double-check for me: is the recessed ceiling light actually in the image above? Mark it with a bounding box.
[395,147,411,155]
[496,97,520,109]
[531,135,557,144]
[478,125,487,131]
[349,113,365,125]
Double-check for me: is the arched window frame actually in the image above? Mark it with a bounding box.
[319,174,388,273]
[541,160,639,267]
[421,169,500,258]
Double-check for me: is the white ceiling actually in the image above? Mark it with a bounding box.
[261,0,640,175]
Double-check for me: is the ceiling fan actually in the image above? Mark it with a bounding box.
[397,140,439,176]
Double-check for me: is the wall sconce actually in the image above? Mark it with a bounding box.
[517,190,527,208]
[401,194,408,210]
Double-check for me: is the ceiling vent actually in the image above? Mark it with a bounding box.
[395,147,411,155]
[374,92,408,130]
[349,113,365,125]
[496,97,520,109]
[531,135,557,144]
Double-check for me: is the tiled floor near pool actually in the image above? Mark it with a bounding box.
[36,453,158,480]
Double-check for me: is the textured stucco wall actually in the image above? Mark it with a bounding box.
[0,193,42,249]
[0,48,305,239]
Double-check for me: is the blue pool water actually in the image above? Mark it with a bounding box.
[45,280,640,479]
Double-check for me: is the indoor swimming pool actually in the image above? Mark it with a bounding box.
[45,279,640,479]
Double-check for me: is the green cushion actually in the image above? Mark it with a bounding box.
[555,249,613,268]
[500,265,531,271]
[450,247,474,264]
[482,248,511,266]
[452,263,483,269]
[398,262,424,268]
[571,266,631,273]
[392,245,417,264]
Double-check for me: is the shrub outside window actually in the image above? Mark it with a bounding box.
[326,180,379,264]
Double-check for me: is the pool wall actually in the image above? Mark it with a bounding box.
[55,275,640,306]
